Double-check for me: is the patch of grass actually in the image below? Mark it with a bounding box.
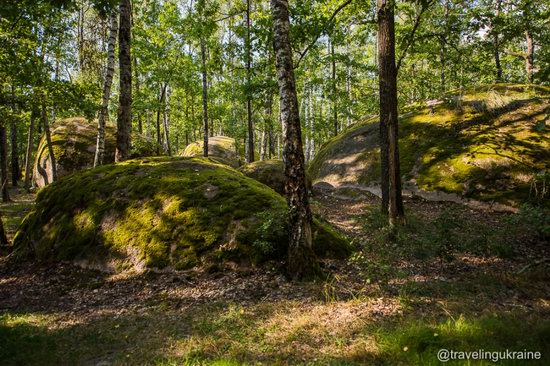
[376,313,550,365]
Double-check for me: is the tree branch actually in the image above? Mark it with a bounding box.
[294,0,353,69]
[396,0,433,73]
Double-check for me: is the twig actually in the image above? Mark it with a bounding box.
[517,258,550,274]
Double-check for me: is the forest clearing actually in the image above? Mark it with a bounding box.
[1,0,549,365]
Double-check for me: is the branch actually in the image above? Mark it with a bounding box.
[396,0,433,72]
[294,0,353,69]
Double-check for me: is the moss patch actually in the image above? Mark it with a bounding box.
[309,84,550,206]
[182,136,243,168]
[15,157,350,272]
[33,117,160,188]
[239,159,312,195]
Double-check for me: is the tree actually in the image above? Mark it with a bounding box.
[116,0,132,162]
[377,0,404,225]
[94,9,118,167]
[271,0,319,279]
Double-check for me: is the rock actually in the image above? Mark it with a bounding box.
[15,157,352,272]
[308,84,550,206]
[181,136,242,168]
[239,159,312,195]
[33,117,159,188]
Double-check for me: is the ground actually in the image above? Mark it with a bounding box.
[1,186,548,365]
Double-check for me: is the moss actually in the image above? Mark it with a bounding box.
[239,159,312,195]
[181,136,243,168]
[14,157,350,272]
[309,84,550,206]
[33,117,159,188]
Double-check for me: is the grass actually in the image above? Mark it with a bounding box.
[1,299,549,365]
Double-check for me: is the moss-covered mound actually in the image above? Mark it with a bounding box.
[309,84,550,206]
[239,159,312,195]
[15,157,351,272]
[33,117,160,188]
[182,136,242,168]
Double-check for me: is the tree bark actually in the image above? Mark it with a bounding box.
[377,0,404,224]
[24,111,36,192]
[493,0,502,81]
[331,40,338,137]
[525,30,534,83]
[246,0,255,163]
[94,10,118,167]
[156,83,167,154]
[0,212,8,246]
[163,85,171,156]
[271,0,319,279]
[201,37,209,157]
[116,0,132,162]
[0,125,10,202]
[41,97,57,183]
[10,91,19,186]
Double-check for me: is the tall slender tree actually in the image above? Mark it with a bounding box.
[94,9,118,167]
[116,0,132,162]
[271,0,319,279]
[377,0,404,225]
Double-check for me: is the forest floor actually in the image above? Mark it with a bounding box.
[0,187,549,365]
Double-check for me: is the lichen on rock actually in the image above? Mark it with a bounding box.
[15,157,352,272]
[181,136,243,168]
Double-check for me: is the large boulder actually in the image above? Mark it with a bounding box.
[14,157,351,272]
[182,136,242,168]
[239,159,312,195]
[33,117,159,188]
[309,84,550,206]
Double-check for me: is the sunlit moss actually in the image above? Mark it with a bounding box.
[14,157,351,271]
[309,84,550,206]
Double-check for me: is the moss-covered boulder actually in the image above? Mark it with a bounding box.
[239,159,312,195]
[33,117,159,188]
[14,157,351,272]
[309,84,550,206]
[182,136,242,168]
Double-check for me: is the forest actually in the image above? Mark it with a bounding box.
[0,0,549,364]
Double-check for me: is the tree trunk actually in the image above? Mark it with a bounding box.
[41,98,57,183]
[201,37,209,157]
[94,10,118,167]
[116,0,132,162]
[156,84,166,154]
[246,0,255,163]
[0,212,8,246]
[493,0,502,81]
[331,40,338,137]
[10,94,19,187]
[163,85,171,156]
[271,0,319,279]
[24,111,36,192]
[377,0,404,224]
[0,125,10,202]
[525,30,534,83]
[134,56,143,134]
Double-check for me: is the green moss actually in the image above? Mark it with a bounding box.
[309,84,550,206]
[34,117,159,187]
[182,136,243,168]
[239,159,312,195]
[15,157,349,271]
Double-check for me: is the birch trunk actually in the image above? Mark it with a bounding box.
[271,0,319,279]
[94,10,117,167]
